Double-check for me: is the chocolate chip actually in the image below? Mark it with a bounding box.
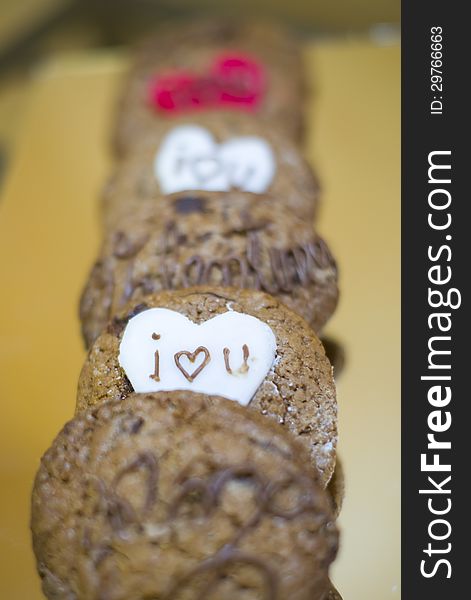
[130,417,145,434]
[173,195,207,214]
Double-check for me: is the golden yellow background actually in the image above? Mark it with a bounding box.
[0,39,400,598]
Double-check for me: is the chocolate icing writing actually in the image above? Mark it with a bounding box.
[150,350,160,382]
[246,231,277,293]
[170,462,320,534]
[182,255,205,287]
[80,451,325,600]
[242,344,250,372]
[269,247,293,292]
[127,233,333,299]
[202,258,232,286]
[106,452,159,531]
[112,452,159,511]
[292,245,311,284]
[191,156,224,184]
[223,347,232,373]
[159,258,177,290]
[223,345,250,374]
[168,544,278,600]
[165,460,323,600]
[224,255,249,286]
[81,526,113,567]
[91,223,335,346]
[174,346,211,382]
[168,477,215,520]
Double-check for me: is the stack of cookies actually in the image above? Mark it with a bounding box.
[31,21,343,600]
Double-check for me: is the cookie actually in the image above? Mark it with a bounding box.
[103,113,320,230]
[113,21,304,155]
[77,287,338,485]
[80,192,338,347]
[32,392,339,600]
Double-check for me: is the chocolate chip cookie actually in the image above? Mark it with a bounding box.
[113,21,304,155]
[80,191,338,347]
[32,392,338,600]
[77,287,338,485]
[103,112,319,230]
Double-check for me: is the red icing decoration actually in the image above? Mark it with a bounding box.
[148,53,265,114]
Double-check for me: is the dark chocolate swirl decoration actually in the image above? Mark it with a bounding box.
[111,230,335,299]
[170,461,320,531]
[80,214,337,348]
[78,453,325,600]
[167,544,279,600]
[164,460,323,600]
[85,452,159,534]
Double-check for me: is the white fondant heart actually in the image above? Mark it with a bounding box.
[154,125,276,194]
[118,308,277,406]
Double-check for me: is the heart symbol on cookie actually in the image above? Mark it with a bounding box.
[118,308,277,406]
[154,125,276,194]
[174,346,211,382]
[148,53,265,113]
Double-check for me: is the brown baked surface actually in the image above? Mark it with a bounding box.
[77,286,338,485]
[103,111,320,231]
[32,392,338,600]
[80,192,338,347]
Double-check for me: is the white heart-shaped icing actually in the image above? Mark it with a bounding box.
[118,308,277,406]
[154,125,276,194]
